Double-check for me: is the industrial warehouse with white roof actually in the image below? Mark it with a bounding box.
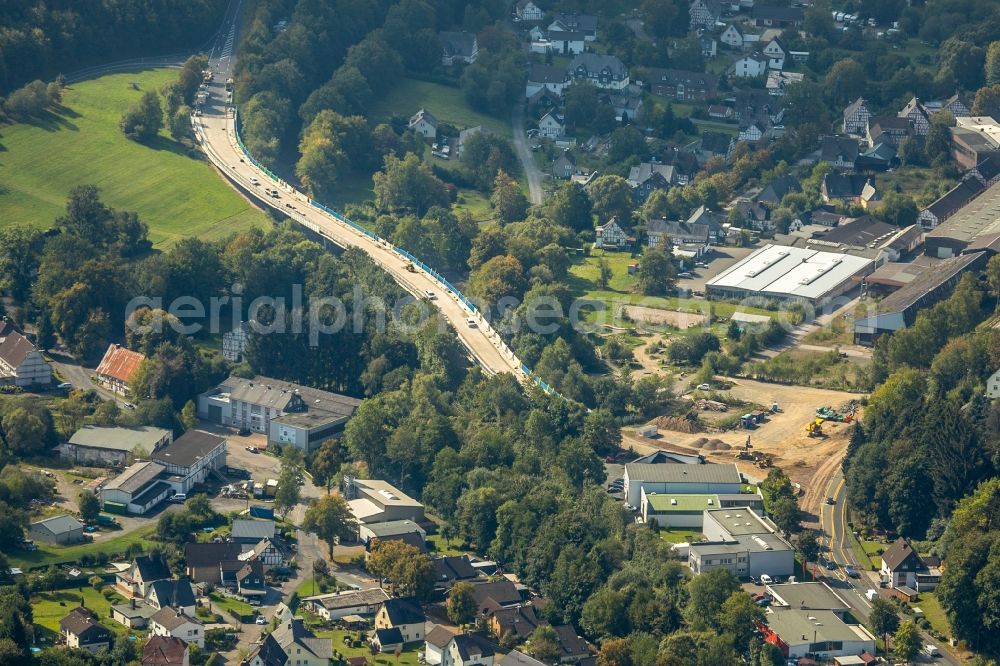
[706,244,873,304]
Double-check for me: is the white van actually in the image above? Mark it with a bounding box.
[866,589,878,602]
[759,574,773,585]
[923,645,940,658]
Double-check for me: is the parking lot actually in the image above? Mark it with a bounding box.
[675,246,756,293]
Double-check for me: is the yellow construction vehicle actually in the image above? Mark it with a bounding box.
[805,420,824,438]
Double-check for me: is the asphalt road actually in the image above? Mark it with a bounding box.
[194,2,526,385]
[820,471,956,665]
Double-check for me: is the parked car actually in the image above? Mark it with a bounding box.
[678,272,693,279]
[255,616,267,625]
[57,382,72,390]
[697,383,711,390]
[246,446,260,454]
[845,566,861,579]
[169,493,187,503]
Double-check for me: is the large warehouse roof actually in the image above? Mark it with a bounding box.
[706,244,872,301]
[925,177,1000,244]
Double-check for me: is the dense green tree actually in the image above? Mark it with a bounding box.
[718,591,766,650]
[925,112,955,164]
[685,568,740,631]
[869,597,899,655]
[273,447,304,517]
[77,490,100,522]
[1,407,48,456]
[302,493,357,558]
[120,90,163,142]
[548,182,593,232]
[636,245,675,296]
[564,81,599,128]
[461,133,520,191]
[468,255,528,307]
[446,581,477,626]
[937,38,985,90]
[491,171,529,225]
[824,59,867,106]
[588,175,634,226]
[367,538,435,600]
[529,625,562,663]
[974,84,1000,117]
[373,153,451,216]
[893,620,921,662]
[608,127,647,164]
[796,530,820,571]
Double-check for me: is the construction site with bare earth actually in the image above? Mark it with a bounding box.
[624,378,864,519]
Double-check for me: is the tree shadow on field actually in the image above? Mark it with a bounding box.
[142,134,192,157]
[53,103,81,119]
[26,108,79,132]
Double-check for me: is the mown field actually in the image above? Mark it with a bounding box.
[568,252,784,327]
[367,77,512,134]
[8,525,156,569]
[0,69,269,246]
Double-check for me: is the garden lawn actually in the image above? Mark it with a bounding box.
[859,539,886,570]
[659,528,703,543]
[367,78,512,134]
[209,592,254,619]
[8,525,156,569]
[315,628,424,666]
[32,586,128,638]
[0,69,269,246]
[915,591,952,641]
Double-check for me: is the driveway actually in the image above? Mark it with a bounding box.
[512,103,544,204]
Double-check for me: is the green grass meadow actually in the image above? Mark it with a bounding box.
[9,525,156,569]
[0,69,269,246]
[368,78,512,134]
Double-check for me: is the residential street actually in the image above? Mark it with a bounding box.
[512,102,544,204]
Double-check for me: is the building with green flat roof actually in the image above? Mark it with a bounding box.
[640,490,764,528]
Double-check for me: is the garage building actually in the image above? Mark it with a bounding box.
[99,461,173,515]
[705,244,873,305]
[63,425,173,467]
[30,514,85,545]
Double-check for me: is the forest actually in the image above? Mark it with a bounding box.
[0,0,226,94]
[842,264,1000,656]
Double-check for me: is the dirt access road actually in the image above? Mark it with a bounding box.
[625,378,863,522]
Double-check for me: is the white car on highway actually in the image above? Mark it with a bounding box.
[249,177,259,186]
[467,318,477,327]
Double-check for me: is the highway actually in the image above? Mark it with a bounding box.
[821,470,957,665]
[193,0,530,384]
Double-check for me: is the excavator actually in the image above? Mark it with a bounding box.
[734,435,753,460]
[805,420,825,438]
